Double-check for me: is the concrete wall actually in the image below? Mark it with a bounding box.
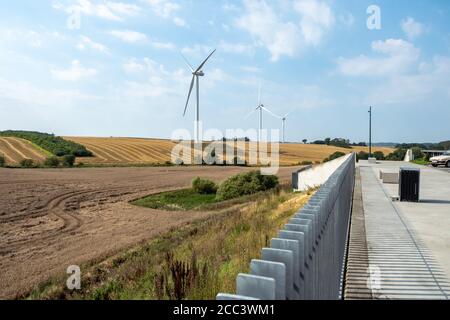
[217,153,356,300]
[404,149,414,162]
[292,153,353,192]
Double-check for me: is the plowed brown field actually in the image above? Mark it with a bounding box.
[0,137,48,165]
[0,165,302,299]
[66,137,393,166]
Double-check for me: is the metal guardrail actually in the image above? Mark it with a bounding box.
[217,153,356,300]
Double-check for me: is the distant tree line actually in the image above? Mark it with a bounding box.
[0,130,93,157]
[311,137,366,149]
[396,141,450,151]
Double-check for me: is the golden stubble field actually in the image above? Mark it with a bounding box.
[65,136,393,166]
[0,137,48,165]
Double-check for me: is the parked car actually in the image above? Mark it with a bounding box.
[430,151,450,167]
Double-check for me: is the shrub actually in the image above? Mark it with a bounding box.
[216,170,279,201]
[386,148,407,161]
[62,154,76,167]
[0,154,5,167]
[373,151,385,161]
[323,151,346,163]
[411,147,424,160]
[300,160,313,166]
[44,156,60,167]
[20,158,34,168]
[192,177,218,195]
[357,151,369,161]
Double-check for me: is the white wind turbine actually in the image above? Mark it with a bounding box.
[182,49,216,142]
[245,83,280,142]
[280,111,293,143]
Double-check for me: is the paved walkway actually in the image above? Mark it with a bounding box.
[346,162,450,299]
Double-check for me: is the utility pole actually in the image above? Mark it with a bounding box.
[368,106,372,158]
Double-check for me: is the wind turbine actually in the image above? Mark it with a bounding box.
[182,49,216,142]
[245,83,279,142]
[280,111,293,143]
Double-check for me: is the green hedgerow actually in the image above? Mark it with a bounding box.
[192,177,218,195]
[215,170,279,201]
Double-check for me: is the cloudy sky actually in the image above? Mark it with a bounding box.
[1,0,449,143]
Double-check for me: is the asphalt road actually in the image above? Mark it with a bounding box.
[430,165,450,173]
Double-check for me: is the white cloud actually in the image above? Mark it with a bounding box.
[181,44,215,58]
[241,66,262,73]
[122,57,188,97]
[293,0,335,45]
[106,2,141,16]
[219,41,254,55]
[339,12,355,27]
[235,0,334,61]
[1,29,45,48]
[141,0,180,18]
[53,0,141,22]
[0,78,98,108]
[109,30,147,43]
[151,41,175,50]
[401,17,425,39]
[236,0,301,61]
[77,35,109,53]
[173,16,186,27]
[51,60,98,81]
[337,39,420,76]
[366,55,450,105]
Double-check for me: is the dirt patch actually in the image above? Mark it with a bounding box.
[0,165,298,299]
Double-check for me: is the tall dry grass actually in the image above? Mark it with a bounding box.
[27,187,312,300]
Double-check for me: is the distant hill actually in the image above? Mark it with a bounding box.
[0,130,93,157]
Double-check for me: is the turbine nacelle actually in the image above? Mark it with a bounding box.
[194,70,205,76]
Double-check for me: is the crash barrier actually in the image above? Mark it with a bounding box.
[292,153,353,192]
[217,153,356,300]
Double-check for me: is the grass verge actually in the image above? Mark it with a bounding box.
[26,186,313,300]
[411,158,430,165]
[131,188,218,211]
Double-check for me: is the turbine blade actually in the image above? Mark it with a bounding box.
[262,106,281,119]
[180,53,194,72]
[195,49,216,72]
[183,75,195,116]
[244,108,257,119]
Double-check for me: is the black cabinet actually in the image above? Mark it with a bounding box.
[399,167,420,202]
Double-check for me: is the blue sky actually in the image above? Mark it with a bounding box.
[0,0,449,143]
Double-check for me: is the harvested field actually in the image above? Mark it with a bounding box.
[65,136,393,166]
[65,137,177,165]
[0,165,300,299]
[0,137,48,165]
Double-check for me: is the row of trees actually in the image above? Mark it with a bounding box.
[356,147,425,162]
[311,137,366,148]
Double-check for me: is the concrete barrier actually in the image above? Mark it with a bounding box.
[404,149,414,162]
[292,153,353,192]
[217,153,356,300]
[380,171,399,184]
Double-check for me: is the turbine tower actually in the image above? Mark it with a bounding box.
[182,49,216,142]
[280,111,292,144]
[245,83,279,142]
